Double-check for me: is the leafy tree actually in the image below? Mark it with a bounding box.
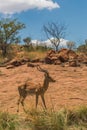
[23,37,31,45]
[77,39,87,53]
[0,18,25,56]
[23,37,33,51]
[43,22,67,51]
[66,41,75,50]
[85,39,87,46]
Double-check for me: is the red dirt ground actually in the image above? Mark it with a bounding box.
[0,63,87,114]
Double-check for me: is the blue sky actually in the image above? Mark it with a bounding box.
[0,0,87,44]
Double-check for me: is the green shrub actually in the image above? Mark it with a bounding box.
[67,110,79,125]
[76,106,87,125]
[0,106,87,130]
[25,109,66,130]
[25,107,87,130]
[0,112,18,130]
[67,106,87,126]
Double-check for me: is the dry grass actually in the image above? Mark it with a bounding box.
[0,107,87,130]
[26,51,46,60]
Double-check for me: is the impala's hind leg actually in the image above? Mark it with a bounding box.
[36,94,39,108]
[17,95,26,112]
[17,96,22,112]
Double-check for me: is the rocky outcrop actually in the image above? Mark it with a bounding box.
[6,58,30,69]
[4,48,87,69]
[77,54,87,65]
[45,49,78,66]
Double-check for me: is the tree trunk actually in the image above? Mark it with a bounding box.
[1,43,8,57]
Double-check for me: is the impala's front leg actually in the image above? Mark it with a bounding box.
[20,95,27,112]
[41,94,47,109]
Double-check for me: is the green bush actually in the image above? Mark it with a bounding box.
[0,107,87,130]
[25,107,87,130]
[76,106,87,124]
[0,112,18,130]
[67,106,87,126]
[67,110,79,125]
[25,109,66,130]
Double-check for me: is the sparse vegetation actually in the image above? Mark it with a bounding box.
[67,106,87,126]
[23,50,46,61]
[0,107,87,130]
[77,44,87,54]
[0,112,18,130]
[77,40,87,54]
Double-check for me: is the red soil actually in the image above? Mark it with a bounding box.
[0,63,87,114]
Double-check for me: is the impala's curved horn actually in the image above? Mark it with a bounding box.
[36,65,49,76]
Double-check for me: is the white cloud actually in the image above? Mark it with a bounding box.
[31,38,68,49]
[0,0,60,15]
[44,38,68,48]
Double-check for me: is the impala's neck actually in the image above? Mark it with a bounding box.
[43,76,49,91]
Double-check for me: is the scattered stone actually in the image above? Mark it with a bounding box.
[27,62,36,67]
[6,65,14,69]
[54,60,61,65]
[69,60,77,67]
[30,58,40,63]
[27,62,39,68]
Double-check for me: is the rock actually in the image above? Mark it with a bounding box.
[27,62,39,68]
[69,60,77,67]
[47,50,56,56]
[45,57,53,64]
[58,55,69,62]
[10,60,22,66]
[7,58,30,67]
[58,48,78,62]
[27,62,36,67]
[44,48,78,66]
[54,60,61,65]
[45,50,58,64]
[20,58,30,63]
[30,58,40,63]
[6,65,14,69]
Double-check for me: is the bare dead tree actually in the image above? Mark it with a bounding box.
[43,22,67,51]
[66,41,76,50]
